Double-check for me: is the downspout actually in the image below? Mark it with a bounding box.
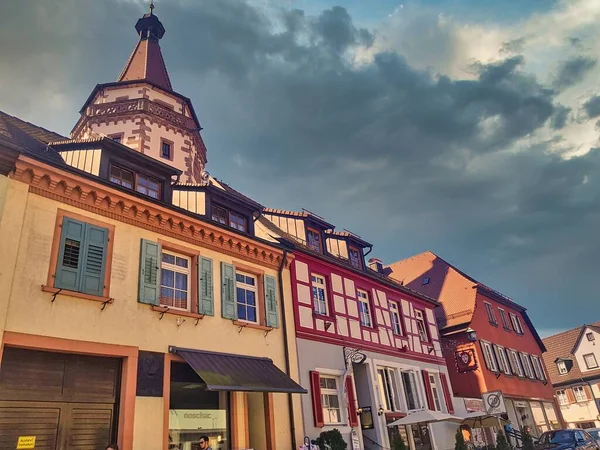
[278,245,298,450]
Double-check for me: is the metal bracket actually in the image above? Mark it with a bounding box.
[159,308,169,320]
[51,289,63,303]
[264,328,273,337]
[100,299,112,311]
[194,318,201,326]
[237,323,246,333]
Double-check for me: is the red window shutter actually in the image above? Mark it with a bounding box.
[310,371,324,427]
[584,385,593,401]
[345,375,359,427]
[566,389,576,403]
[440,373,455,414]
[421,370,435,410]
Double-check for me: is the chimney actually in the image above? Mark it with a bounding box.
[368,258,384,274]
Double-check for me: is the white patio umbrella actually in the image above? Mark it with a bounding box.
[387,410,465,427]
[462,411,509,428]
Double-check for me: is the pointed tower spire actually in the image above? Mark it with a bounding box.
[117,2,173,91]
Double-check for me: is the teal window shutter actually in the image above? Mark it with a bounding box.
[79,224,108,296]
[198,257,214,316]
[139,239,161,305]
[221,262,237,320]
[264,275,279,328]
[55,217,86,291]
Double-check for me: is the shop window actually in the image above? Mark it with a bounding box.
[311,274,328,315]
[169,362,229,449]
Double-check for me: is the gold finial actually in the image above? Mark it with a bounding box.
[149,0,155,14]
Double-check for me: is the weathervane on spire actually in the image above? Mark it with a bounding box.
[149,0,155,15]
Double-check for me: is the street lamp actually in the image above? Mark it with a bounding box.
[466,328,477,342]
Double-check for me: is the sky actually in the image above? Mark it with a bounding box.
[2,0,600,338]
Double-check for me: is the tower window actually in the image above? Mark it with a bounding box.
[161,140,172,160]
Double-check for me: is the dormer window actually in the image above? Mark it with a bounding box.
[109,164,161,200]
[307,227,323,253]
[557,361,568,374]
[110,165,133,189]
[348,246,362,269]
[211,204,247,233]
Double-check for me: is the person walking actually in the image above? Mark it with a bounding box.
[199,435,212,450]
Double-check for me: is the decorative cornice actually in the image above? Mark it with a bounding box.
[12,155,291,270]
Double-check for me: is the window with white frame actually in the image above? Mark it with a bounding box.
[557,360,568,375]
[584,353,599,370]
[377,367,400,411]
[510,313,524,334]
[556,390,568,406]
[415,310,429,342]
[508,349,525,377]
[531,355,546,380]
[311,274,328,315]
[389,301,402,335]
[320,376,342,424]
[429,374,442,411]
[493,345,511,375]
[160,251,191,311]
[236,272,258,323]
[484,302,497,325]
[520,353,535,379]
[499,308,511,330]
[357,289,372,327]
[481,341,499,372]
[401,371,421,411]
[573,386,587,403]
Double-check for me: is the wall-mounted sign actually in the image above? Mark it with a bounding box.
[359,406,374,430]
[17,436,36,449]
[464,398,485,412]
[351,430,360,450]
[483,390,507,415]
[169,409,227,431]
[136,351,164,397]
[456,348,478,372]
[344,347,367,366]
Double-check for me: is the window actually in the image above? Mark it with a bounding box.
[53,216,110,297]
[110,134,122,144]
[160,251,191,311]
[389,301,402,335]
[510,313,524,334]
[236,272,258,323]
[110,164,134,189]
[415,310,429,342]
[584,353,599,369]
[378,368,400,411]
[311,274,328,315]
[348,246,362,269]
[307,228,322,253]
[357,289,372,327]
[422,277,430,285]
[557,361,568,375]
[494,345,511,375]
[499,309,511,330]
[484,302,497,325]
[320,376,342,424]
[401,371,421,411]
[429,374,442,411]
[507,349,524,377]
[161,140,172,159]
[587,332,595,342]
[481,341,499,372]
[573,386,587,402]
[136,173,160,199]
[211,205,247,233]
[520,353,535,379]
[557,390,568,406]
[531,355,546,380]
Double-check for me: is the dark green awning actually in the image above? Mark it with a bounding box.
[169,346,307,394]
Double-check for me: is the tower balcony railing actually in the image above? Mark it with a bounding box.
[86,98,197,131]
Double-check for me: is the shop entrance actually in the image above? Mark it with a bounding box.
[0,347,121,450]
[411,424,432,450]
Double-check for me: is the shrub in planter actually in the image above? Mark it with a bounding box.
[316,429,347,450]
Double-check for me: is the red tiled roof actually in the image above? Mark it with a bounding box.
[542,322,600,386]
[118,38,172,91]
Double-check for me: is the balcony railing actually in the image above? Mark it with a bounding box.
[86,98,197,130]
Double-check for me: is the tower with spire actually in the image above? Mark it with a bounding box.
[71,2,207,182]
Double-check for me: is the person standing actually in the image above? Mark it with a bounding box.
[199,435,212,450]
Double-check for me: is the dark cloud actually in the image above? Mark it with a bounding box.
[583,95,600,118]
[1,0,599,332]
[500,37,526,55]
[553,56,597,90]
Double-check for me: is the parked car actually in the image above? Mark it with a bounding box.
[585,429,600,448]
[535,430,599,450]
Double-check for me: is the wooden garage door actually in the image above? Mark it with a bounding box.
[0,348,120,450]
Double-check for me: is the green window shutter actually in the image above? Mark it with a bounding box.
[138,239,161,305]
[79,224,109,296]
[220,262,237,320]
[264,275,279,328]
[198,257,214,316]
[55,217,86,291]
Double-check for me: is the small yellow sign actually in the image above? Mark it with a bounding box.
[17,436,36,449]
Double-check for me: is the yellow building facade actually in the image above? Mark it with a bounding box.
[0,6,305,450]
